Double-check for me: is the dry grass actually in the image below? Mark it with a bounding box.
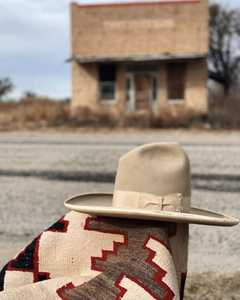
[0,92,240,130]
[121,105,196,128]
[122,113,151,128]
[0,98,118,130]
[149,105,196,128]
[185,273,240,300]
[71,106,118,128]
[0,97,70,130]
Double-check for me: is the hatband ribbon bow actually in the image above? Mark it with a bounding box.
[113,191,186,213]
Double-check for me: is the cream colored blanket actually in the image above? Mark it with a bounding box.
[0,212,188,300]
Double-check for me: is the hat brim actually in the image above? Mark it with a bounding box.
[64,193,239,227]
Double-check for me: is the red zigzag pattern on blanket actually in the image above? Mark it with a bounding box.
[114,236,175,300]
[84,217,175,300]
[143,235,175,300]
[57,282,77,300]
[84,217,129,272]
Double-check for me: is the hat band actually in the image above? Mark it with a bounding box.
[112,191,187,213]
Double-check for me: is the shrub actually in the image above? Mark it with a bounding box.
[122,113,150,128]
[149,105,196,128]
[208,92,240,129]
[71,106,118,128]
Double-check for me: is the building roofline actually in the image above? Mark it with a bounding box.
[75,0,201,9]
[67,53,208,63]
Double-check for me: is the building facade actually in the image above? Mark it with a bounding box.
[70,0,209,120]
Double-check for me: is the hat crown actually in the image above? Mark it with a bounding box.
[114,143,191,212]
[64,142,239,226]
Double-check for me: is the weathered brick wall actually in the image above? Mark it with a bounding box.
[71,62,98,111]
[185,58,208,113]
[71,62,126,116]
[71,0,208,57]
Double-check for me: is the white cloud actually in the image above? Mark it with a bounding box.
[0,0,71,99]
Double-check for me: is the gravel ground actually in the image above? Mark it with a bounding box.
[0,131,239,276]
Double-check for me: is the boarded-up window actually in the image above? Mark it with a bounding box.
[99,64,116,101]
[167,63,186,100]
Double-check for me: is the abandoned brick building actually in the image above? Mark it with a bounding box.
[69,0,209,120]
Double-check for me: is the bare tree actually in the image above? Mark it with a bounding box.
[0,77,14,99]
[209,3,240,95]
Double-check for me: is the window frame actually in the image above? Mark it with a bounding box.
[167,62,187,103]
[151,74,158,102]
[98,64,117,103]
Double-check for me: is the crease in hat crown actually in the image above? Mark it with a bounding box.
[112,143,191,213]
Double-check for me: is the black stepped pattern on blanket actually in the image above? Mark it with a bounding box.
[38,274,49,281]
[0,264,8,292]
[47,217,68,232]
[0,237,40,291]
[9,237,38,271]
[0,216,68,292]
[3,218,67,273]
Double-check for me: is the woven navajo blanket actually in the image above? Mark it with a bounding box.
[0,212,188,299]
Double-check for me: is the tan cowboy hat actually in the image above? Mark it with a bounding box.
[65,143,239,226]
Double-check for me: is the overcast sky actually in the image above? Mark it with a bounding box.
[0,0,239,100]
